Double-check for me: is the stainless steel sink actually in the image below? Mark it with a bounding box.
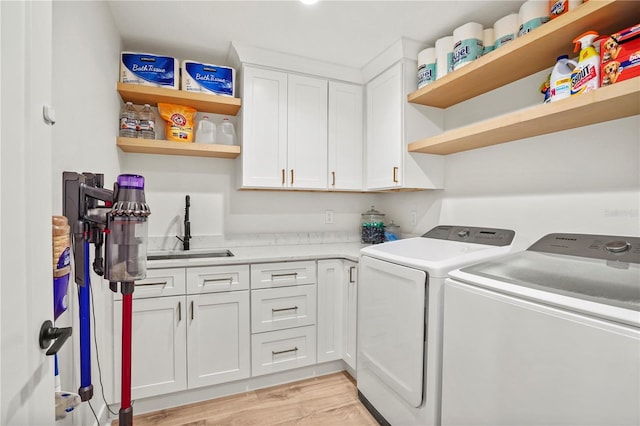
[147,249,234,261]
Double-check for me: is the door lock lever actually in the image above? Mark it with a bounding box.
[39,320,72,356]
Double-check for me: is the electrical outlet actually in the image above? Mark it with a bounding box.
[325,210,334,224]
[410,210,417,226]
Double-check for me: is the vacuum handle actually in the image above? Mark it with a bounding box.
[39,320,72,356]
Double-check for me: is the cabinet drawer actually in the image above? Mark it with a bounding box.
[115,268,186,300]
[251,326,317,377]
[187,265,249,294]
[250,261,316,289]
[251,284,316,333]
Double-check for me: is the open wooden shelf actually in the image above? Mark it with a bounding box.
[117,137,241,159]
[407,0,639,108]
[117,82,241,116]
[408,78,640,155]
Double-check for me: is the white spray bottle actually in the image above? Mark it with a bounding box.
[571,31,600,96]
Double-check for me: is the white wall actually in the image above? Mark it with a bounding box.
[52,2,122,424]
[433,69,640,249]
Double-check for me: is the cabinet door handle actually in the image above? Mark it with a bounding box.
[178,301,182,321]
[272,306,298,313]
[393,166,399,183]
[191,300,195,320]
[331,171,336,187]
[203,277,234,286]
[349,266,356,284]
[136,281,168,287]
[271,272,298,280]
[290,169,295,185]
[281,169,285,185]
[272,347,298,356]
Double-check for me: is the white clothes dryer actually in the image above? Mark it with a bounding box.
[357,225,516,425]
[442,232,640,426]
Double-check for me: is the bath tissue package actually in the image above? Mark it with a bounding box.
[493,13,519,49]
[182,61,236,97]
[518,0,550,37]
[453,22,484,70]
[120,52,179,89]
[417,48,437,88]
[435,36,454,80]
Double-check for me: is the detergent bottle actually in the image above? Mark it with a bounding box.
[571,31,600,96]
[550,55,577,102]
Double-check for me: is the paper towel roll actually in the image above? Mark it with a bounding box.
[493,13,519,49]
[453,22,484,71]
[483,28,495,56]
[435,36,454,80]
[417,47,437,88]
[519,0,550,37]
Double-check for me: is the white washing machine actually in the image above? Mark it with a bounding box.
[357,225,516,425]
[442,233,640,425]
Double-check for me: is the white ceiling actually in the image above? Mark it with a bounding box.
[108,0,525,70]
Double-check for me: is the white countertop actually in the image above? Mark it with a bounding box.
[147,242,364,268]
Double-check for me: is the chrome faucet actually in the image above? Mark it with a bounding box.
[176,195,191,250]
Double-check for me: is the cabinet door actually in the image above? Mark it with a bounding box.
[317,260,344,363]
[113,296,187,401]
[287,74,328,189]
[241,66,288,188]
[328,82,363,190]
[366,62,403,189]
[187,291,250,389]
[343,260,358,371]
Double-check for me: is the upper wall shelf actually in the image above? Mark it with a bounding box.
[407,0,640,108]
[117,82,241,116]
[117,137,241,159]
[408,78,640,155]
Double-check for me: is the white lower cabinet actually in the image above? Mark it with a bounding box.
[187,291,250,389]
[317,259,344,363]
[250,261,318,377]
[113,295,187,400]
[113,259,357,400]
[113,265,250,401]
[343,261,358,371]
[317,259,358,370]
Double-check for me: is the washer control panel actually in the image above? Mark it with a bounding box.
[422,225,515,246]
[528,233,640,264]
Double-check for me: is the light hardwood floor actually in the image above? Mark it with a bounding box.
[119,372,378,426]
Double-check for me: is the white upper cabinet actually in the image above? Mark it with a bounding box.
[365,60,444,191]
[240,66,329,190]
[287,74,328,189]
[328,82,364,191]
[366,62,403,189]
[241,66,288,188]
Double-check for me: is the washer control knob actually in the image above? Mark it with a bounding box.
[457,229,470,238]
[604,240,631,253]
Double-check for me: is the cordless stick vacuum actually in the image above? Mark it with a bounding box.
[63,172,150,426]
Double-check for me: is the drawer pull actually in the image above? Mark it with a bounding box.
[272,306,298,313]
[272,347,298,356]
[203,277,233,285]
[136,281,168,287]
[271,272,298,280]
